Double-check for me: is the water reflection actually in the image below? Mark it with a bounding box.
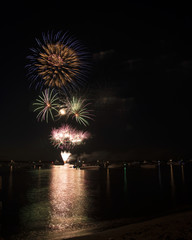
[124,167,127,194]
[181,165,185,184]
[19,169,51,231]
[8,166,13,199]
[1,162,192,240]
[49,165,89,231]
[158,164,162,188]
[0,175,2,215]
[170,164,175,197]
[0,175,2,190]
[106,168,110,198]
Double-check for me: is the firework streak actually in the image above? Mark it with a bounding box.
[59,96,94,126]
[33,88,59,122]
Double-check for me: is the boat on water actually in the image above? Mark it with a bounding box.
[80,165,100,170]
[54,160,64,165]
[140,160,157,169]
[140,163,156,169]
[108,163,123,169]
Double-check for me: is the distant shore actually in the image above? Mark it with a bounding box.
[64,210,192,240]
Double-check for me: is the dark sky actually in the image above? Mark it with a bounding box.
[1,2,192,162]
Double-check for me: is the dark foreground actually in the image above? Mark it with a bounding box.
[65,210,192,240]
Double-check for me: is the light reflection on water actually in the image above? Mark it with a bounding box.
[19,166,96,236]
[170,164,175,198]
[181,164,185,184]
[1,163,192,239]
[8,166,13,199]
[49,165,90,231]
[19,169,51,232]
[124,167,127,194]
[106,168,110,197]
[158,164,162,188]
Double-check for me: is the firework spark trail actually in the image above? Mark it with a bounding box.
[59,96,94,126]
[33,88,59,122]
[26,31,91,92]
[50,124,90,150]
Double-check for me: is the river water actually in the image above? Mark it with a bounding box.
[0,163,192,239]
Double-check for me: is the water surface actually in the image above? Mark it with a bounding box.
[1,163,192,239]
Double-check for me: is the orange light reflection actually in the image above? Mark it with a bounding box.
[49,166,88,231]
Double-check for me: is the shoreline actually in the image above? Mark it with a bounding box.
[63,210,192,240]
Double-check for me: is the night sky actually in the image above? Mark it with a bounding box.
[1,2,192,162]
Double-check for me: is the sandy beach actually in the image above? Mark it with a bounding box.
[65,210,192,240]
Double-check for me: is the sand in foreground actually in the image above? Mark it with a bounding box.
[65,210,192,240]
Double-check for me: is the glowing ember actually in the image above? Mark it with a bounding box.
[59,108,66,115]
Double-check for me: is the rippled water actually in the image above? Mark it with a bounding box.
[1,163,192,239]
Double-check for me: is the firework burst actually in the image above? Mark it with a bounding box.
[27,31,90,91]
[50,124,90,150]
[33,88,59,122]
[59,96,94,126]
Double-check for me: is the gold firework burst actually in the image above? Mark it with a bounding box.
[36,43,80,88]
